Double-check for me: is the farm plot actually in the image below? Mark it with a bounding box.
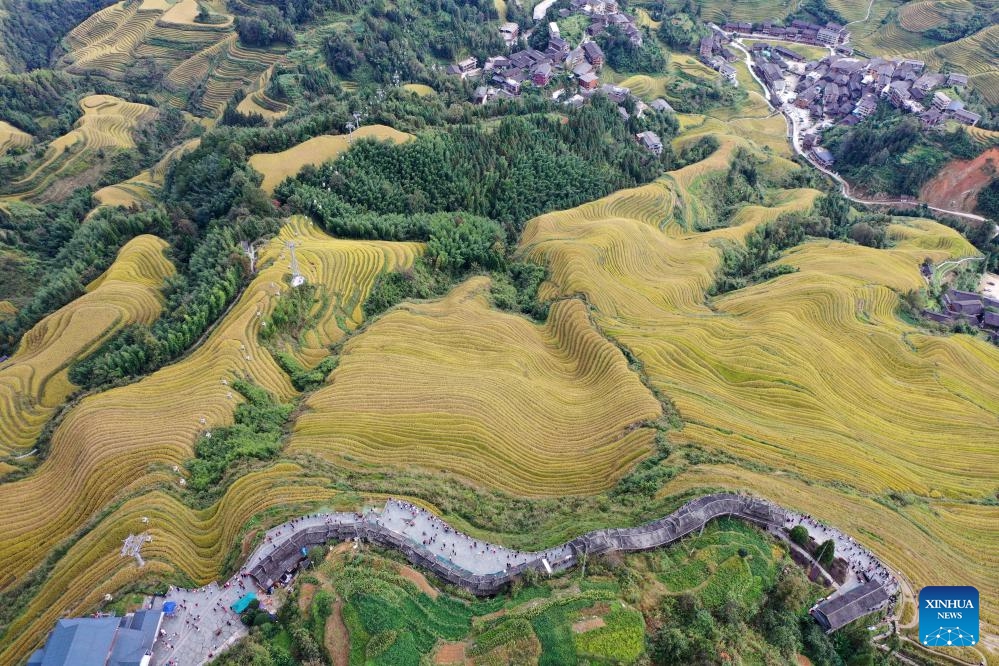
[898,0,973,32]
[520,171,999,636]
[249,125,414,193]
[0,218,418,605]
[290,276,663,497]
[0,121,30,155]
[909,23,999,76]
[0,462,338,666]
[661,464,999,637]
[93,138,201,210]
[0,236,172,459]
[235,64,289,122]
[1,95,154,202]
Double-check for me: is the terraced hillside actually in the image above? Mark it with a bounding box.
[0,94,154,202]
[519,163,999,633]
[0,120,30,155]
[57,0,281,116]
[92,137,200,209]
[0,218,420,664]
[249,125,414,194]
[290,277,663,496]
[234,63,289,122]
[0,235,172,460]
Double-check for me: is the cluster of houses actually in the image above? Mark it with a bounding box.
[723,18,850,47]
[923,288,999,342]
[448,0,647,104]
[697,33,739,84]
[742,44,979,165]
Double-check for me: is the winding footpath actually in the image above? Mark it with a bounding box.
[150,493,900,665]
[715,26,989,224]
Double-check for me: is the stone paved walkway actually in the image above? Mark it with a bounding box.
[374,499,574,575]
[147,496,897,665]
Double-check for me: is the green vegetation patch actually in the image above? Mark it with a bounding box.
[572,601,646,663]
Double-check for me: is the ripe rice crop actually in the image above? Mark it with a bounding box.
[662,464,999,637]
[402,83,435,96]
[898,0,972,32]
[911,24,999,76]
[3,95,154,201]
[289,277,663,496]
[0,462,338,665]
[94,137,201,210]
[249,125,413,193]
[0,121,31,155]
[0,236,172,458]
[235,65,288,121]
[0,217,418,606]
[970,70,999,105]
[521,173,998,638]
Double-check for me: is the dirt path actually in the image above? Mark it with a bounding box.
[398,564,439,599]
[298,583,316,613]
[324,598,350,666]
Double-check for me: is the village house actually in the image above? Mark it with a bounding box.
[578,71,599,90]
[532,62,553,86]
[931,91,951,111]
[811,146,834,167]
[600,83,630,103]
[650,98,674,113]
[500,22,519,46]
[853,93,878,117]
[953,109,981,126]
[636,130,663,154]
[887,80,912,107]
[947,72,968,87]
[583,41,604,69]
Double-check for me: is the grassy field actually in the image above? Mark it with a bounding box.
[290,276,663,496]
[319,549,649,665]
[248,125,413,193]
[0,236,172,461]
[1,95,154,202]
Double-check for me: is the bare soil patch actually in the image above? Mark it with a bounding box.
[920,147,999,214]
[434,641,468,665]
[397,564,439,599]
[324,598,350,666]
[572,616,606,634]
[298,583,316,612]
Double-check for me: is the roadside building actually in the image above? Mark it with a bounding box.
[811,146,834,167]
[29,611,164,666]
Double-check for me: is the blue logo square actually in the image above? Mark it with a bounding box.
[919,586,979,647]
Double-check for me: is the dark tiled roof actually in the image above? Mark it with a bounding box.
[811,581,890,631]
